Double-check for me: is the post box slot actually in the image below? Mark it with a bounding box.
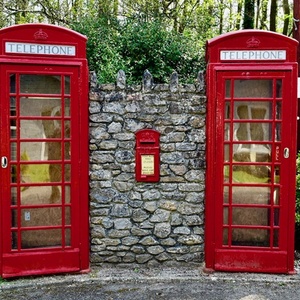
[140,140,155,144]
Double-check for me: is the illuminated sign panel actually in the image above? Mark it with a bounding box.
[220,50,286,61]
[5,42,76,56]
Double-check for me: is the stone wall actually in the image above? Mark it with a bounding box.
[89,70,206,266]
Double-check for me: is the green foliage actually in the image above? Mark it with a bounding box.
[296,152,300,225]
[243,0,255,29]
[71,16,204,84]
[119,19,204,83]
[0,276,6,284]
[0,1,295,83]
[71,16,126,83]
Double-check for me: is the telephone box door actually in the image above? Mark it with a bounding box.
[0,64,89,278]
[206,68,297,273]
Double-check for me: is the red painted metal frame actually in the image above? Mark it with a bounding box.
[205,30,298,274]
[0,24,89,278]
[135,129,160,182]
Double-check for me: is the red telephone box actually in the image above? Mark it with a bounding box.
[205,30,298,274]
[0,24,89,278]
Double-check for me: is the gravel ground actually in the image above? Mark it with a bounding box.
[0,258,300,300]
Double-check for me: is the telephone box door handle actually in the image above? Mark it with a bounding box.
[1,156,8,168]
[283,148,289,158]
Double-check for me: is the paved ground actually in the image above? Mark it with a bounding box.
[1,263,300,299]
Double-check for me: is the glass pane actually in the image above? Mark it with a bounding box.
[21,229,62,249]
[232,207,269,226]
[11,142,17,160]
[65,120,70,138]
[49,164,62,183]
[232,228,269,247]
[20,142,61,161]
[225,101,230,118]
[224,123,230,141]
[12,232,18,249]
[275,123,281,141]
[223,228,229,245]
[274,208,280,226]
[19,164,63,183]
[21,186,62,205]
[225,80,231,98]
[43,119,62,138]
[10,122,17,138]
[11,165,17,183]
[64,76,70,94]
[232,165,270,183]
[276,79,282,98]
[274,166,280,183]
[273,229,279,247]
[224,144,230,161]
[20,120,61,139]
[234,102,272,120]
[274,187,280,205]
[223,207,229,224]
[65,164,71,182]
[224,165,230,183]
[65,98,70,116]
[10,97,16,115]
[65,185,71,203]
[223,186,229,203]
[233,144,271,162]
[65,229,71,246]
[11,209,18,227]
[65,207,71,225]
[20,75,62,94]
[11,187,17,205]
[65,142,71,159]
[276,101,282,119]
[10,74,16,93]
[232,186,270,205]
[10,98,17,139]
[233,122,272,141]
[233,79,273,98]
[20,97,61,116]
[20,207,62,227]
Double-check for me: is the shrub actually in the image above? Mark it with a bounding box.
[71,16,205,84]
[119,19,205,83]
[71,16,126,83]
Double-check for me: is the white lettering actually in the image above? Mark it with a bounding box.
[5,42,76,56]
[220,50,286,61]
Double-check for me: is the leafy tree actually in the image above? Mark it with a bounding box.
[0,0,296,84]
[270,0,277,31]
[282,0,291,35]
[71,16,125,83]
[72,15,204,84]
[243,0,255,29]
[259,0,269,30]
[119,18,204,83]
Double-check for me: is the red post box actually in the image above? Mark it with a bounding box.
[135,129,160,182]
[205,30,298,274]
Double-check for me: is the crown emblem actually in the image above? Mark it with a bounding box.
[246,36,260,48]
[34,29,48,40]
